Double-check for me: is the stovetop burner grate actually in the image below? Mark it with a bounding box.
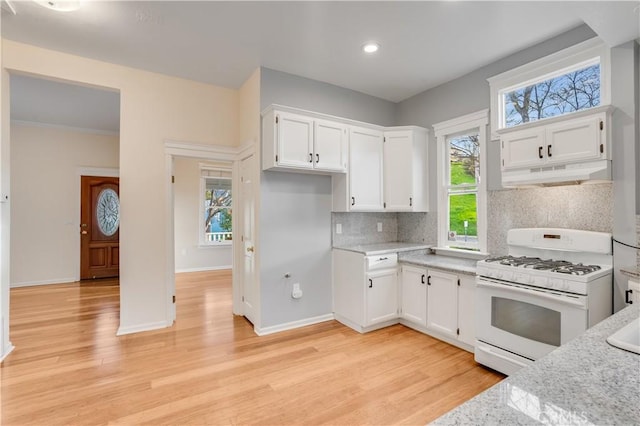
[483,255,602,275]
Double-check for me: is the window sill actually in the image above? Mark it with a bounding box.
[198,242,233,249]
[433,247,489,260]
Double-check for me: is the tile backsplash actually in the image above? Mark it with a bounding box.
[487,183,613,255]
[332,183,614,255]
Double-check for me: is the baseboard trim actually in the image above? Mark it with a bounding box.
[10,277,78,288]
[0,343,15,363]
[116,320,172,336]
[254,313,335,336]
[175,265,232,273]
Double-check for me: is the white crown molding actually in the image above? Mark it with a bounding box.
[11,119,119,136]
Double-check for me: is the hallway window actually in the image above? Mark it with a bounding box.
[201,167,232,245]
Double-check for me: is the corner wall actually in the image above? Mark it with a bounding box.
[259,68,396,329]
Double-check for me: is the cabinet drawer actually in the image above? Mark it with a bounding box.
[366,253,398,271]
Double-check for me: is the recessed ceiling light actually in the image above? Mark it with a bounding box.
[362,42,380,54]
[34,0,81,12]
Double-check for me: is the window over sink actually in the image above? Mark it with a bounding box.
[434,110,488,253]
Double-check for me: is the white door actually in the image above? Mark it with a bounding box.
[366,269,398,326]
[276,112,314,169]
[240,155,258,325]
[383,130,413,211]
[400,265,427,326]
[426,269,458,338]
[314,119,347,172]
[457,274,475,346]
[349,126,384,211]
[501,128,546,170]
[545,114,603,165]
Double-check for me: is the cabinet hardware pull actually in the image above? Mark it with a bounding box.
[409,197,412,207]
[368,278,373,288]
[547,144,552,157]
[427,275,431,285]
[421,274,425,284]
[351,197,355,206]
[379,257,388,261]
[625,289,634,304]
[538,146,543,159]
[316,153,319,163]
[309,153,313,163]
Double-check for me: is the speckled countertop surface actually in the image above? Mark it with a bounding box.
[332,242,431,256]
[620,267,640,279]
[433,305,640,425]
[399,252,479,275]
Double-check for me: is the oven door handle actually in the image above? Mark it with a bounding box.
[477,279,586,308]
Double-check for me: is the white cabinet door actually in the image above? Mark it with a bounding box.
[366,269,398,326]
[545,114,603,165]
[314,119,347,172]
[457,274,476,347]
[383,131,413,211]
[349,126,384,211]
[400,265,427,327]
[426,269,458,338]
[276,112,314,169]
[501,128,545,170]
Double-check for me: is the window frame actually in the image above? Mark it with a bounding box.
[488,37,610,139]
[433,110,489,255]
[199,165,233,247]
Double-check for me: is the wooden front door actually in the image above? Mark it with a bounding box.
[80,176,120,280]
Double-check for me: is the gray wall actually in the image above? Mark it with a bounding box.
[611,41,639,310]
[259,68,396,328]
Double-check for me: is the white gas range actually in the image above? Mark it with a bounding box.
[475,228,613,376]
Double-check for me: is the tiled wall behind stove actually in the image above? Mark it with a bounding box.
[487,183,614,255]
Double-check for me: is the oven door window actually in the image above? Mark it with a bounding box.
[491,297,561,346]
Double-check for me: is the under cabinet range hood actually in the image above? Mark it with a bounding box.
[501,159,611,187]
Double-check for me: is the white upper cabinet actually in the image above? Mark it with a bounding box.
[383,128,429,212]
[262,108,347,173]
[500,107,610,171]
[349,126,384,211]
[314,119,348,172]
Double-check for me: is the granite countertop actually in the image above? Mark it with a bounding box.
[399,252,480,275]
[332,242,431,256]
[620,267,640,280]
[433,305,640,425]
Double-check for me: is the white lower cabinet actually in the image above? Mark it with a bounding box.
[366,269,398,326]
[400,265,427,327]
[399,265,476,351]
[426,269,459,338]
[332,249,399,332]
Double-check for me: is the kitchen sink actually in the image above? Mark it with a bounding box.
[607,317,640,355]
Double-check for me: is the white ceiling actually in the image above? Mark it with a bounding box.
[2,1,639,132]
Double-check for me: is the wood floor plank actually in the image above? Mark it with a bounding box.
[1,270,504,425]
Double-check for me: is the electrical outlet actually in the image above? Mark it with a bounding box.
[336,223,342,234]
[292,283,303,299]
[377,222,383,232]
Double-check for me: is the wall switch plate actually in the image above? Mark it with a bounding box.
[377,222,383,232]
[336,223,342,234]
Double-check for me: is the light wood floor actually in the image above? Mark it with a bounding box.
[1,270,504,425]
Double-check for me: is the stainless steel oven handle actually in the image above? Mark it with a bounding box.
[477,278,586,308]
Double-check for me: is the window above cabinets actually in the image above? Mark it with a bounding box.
[488,38,610,139]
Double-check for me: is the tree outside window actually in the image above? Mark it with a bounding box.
[204,177,232,244]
